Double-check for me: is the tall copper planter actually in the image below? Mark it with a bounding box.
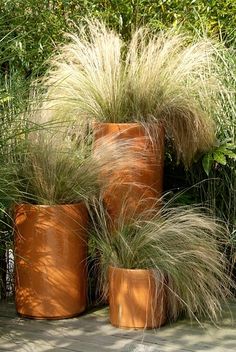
[14,203,88,319]
[94,123,164,225]
[109,266,166,329]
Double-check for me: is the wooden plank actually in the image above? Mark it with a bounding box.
[1,318,236,352]
[0,301,236,352]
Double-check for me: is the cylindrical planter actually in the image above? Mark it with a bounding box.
[14,203,88,319]
[109,266,166,329]
[94,123,164,225]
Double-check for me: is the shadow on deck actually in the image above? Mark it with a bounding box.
[0,300,236,351]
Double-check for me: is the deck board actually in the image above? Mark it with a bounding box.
[0,301,236,351]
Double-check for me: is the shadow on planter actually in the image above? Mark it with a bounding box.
[14,203,88,319]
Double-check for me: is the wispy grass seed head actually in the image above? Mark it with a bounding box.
[39,20,230,165]
[90,202,233,324]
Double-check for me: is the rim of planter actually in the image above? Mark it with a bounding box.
[14,202,85,209]
[109,266,154,274]
[93,121,164,135]
[93,121,163,126]
[95,122,148,125]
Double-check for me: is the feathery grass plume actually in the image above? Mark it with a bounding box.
[14,123,145,205]
[211,43,236,138]
[126,28,220,165]
[89,200,233,324]
[41,19,127,125]
[16,135,94,205]
[38,20,230,166]
[187,43,236,272]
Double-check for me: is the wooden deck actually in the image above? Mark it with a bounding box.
[0,301,236,352]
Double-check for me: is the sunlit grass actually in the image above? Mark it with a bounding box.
[38,20,232,166]
[89,200,233,324]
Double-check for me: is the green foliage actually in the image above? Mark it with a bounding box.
[0,0,235,81]
[0,36,33,295]
[202,140,236,176]
[165,36,236,269]
[190,43,235,262]
[11,121,141,205]
[0,1,75,77]
[14,131,99,205]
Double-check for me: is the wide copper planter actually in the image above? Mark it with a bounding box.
[93,123,164,226]
[14,203,88,319]
[109,266,166,329]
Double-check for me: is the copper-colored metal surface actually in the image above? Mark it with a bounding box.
[109,266,166,329]
[14,203,88,319]
[94,123,164,225]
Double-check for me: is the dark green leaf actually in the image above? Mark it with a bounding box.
[202,153,214,176]
[213,151,227,165]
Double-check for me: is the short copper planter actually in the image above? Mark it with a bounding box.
[109,266,166,329]
[14,203,88,319]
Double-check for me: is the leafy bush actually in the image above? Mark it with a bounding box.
[0,0,235,80]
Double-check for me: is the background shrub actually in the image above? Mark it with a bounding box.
[0,0,235,80]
